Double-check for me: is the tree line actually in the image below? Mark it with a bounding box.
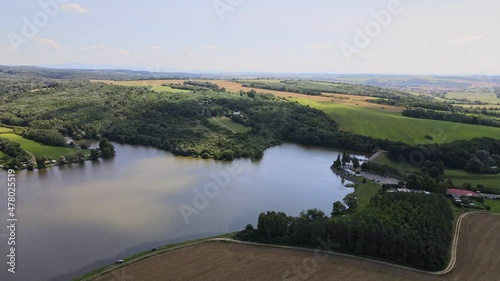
[0,138,31,167]
[402,108,500,128]
[237,193,453,271]
[388,138,500,173]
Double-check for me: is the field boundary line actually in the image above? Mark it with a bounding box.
[211,117,236,133]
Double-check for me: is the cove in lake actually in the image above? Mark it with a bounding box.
[0,142,355,281]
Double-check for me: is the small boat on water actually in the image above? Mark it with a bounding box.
[345,183,356,188]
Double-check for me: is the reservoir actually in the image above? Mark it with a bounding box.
[0,143,353,281]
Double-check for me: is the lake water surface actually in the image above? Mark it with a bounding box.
[0,143,353,281]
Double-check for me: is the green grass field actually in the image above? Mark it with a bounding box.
[294,99,500,145]
[0,127,13,133]
[444,169,500,190]
[485,199,500,214]
[150,85,191,93]
[208,117,252,133]
[446,92,500,103]
[0,133,80,159]
[371,152,500,191]
[355,181,381,208]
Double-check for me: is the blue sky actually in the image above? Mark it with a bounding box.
[1,0,499,74]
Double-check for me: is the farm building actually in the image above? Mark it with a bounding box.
[446,188,481,198]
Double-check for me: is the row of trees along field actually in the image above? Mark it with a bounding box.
[240,80,408,98]
[237,193,453,271]
[388,138,500,173]
[0,138,31,165]
[402,108,500,128]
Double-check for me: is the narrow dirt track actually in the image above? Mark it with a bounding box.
[93,213,500,281]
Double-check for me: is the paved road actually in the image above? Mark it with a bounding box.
[360,171,400,185]
[367,150,386,162]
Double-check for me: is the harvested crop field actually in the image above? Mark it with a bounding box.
[94,213,500,281]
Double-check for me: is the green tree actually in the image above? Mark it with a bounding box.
[342,152,350,165]
[90,149,101,160]
[353,158,360,169]
[36,157,46,169]
[299,209,327,222]
[99,138,115,158]
[461,197,471,205]
[343,193,358,209]
[333,154,341,169]
[332,201,346,215]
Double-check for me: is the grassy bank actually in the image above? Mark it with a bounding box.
[0,132,80,159]
[485,200,500,214]
[444,169,500,190]
[355,181,382,208]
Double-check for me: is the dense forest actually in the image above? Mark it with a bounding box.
[0,77,387,161]
[237,193,453,271]
[22,128,67,146]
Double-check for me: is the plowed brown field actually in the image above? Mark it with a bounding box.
[94,213,500,281]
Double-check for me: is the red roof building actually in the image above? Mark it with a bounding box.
[446,188,480,197]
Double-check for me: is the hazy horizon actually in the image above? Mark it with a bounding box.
[2,0,500,75]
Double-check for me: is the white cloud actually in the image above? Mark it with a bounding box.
[202,45,223,51]
[32,37,62,50]
[306,43,333,50]
[446,35,488,45]
[404,40,429,47]
[61,3,88,14]
[150,45,162,50]
[183,47,193,56]
[80,44,130,56]
[90,44,110,51]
